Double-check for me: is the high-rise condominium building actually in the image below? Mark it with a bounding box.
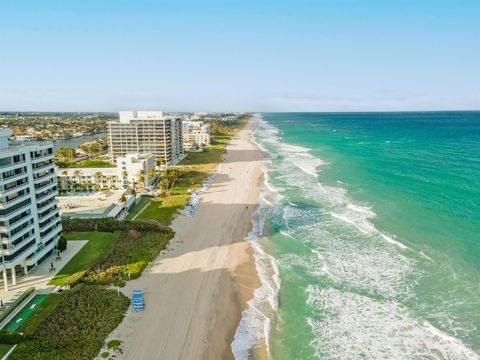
[108,111,184,165]
[0,130,62,291]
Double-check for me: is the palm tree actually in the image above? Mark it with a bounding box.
[148,168,155,185]
[156,156,165,168]
[163,169,179,197]
[73,170,82,191]
[119,194,127,203]
[138,169,145,188]
[156,178,170,197]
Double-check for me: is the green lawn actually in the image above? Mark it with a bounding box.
[6,294,62,336]
[0,344,13,358]
[125,196,153,221]
[48,232,119,286]
[136,193,189,225]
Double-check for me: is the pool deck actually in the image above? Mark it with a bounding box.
[0,241,87,303]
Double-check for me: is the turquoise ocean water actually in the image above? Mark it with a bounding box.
[233,112,480,360]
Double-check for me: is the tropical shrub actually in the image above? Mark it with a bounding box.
[81,229,173,285]
[0,330,24,344]
[61,218,171,234]
[10,286,129,360]
[57,235,67,251]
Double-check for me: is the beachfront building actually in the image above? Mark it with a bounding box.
[182,121,211,150]
[108,111,184,165]
[0,130,62,290]
[56,153,156,192]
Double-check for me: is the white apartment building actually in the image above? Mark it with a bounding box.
[108,111,184,165]
[0,130,62,291]
[182,121,211,150]
[56,153,156,192]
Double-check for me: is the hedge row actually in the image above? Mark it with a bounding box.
[0,330,24,344]
[61,218,171,234]
[10,286,130,360]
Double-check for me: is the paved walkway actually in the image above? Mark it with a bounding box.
[0,241,87,303]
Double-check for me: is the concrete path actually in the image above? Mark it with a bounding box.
[0,240,87,303]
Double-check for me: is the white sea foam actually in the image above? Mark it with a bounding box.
[306,287,480,360]
[231,206,280,360]
[232,114,280,360]
[279,143,326,177]
[284,221,415,299]
[381,233,409,250]
[257,115,412,253]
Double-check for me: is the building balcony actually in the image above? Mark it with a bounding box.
[0,160,26,170]
[0,213,33,233]
[30,153,53,163]
[0,203,32,222]
[3,222,35,244]
[36,189,57,203]
[1,232,36,255]
[0,192,31,209]
[1,171,28,184]
[35,180,57,194]
[37,199,58,213]
[39,214,60,231]
[0,241,36,266]
[42,225,61,242]
[25,234,60,266]
[38,207,59,222]
[33,171,55,183]
[0,182,30,198]
[39,217,61,233]
[32,162,54,172]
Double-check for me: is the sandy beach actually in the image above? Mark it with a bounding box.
[110,116,263,359]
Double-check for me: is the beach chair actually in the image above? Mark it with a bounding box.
[132,290,144,310]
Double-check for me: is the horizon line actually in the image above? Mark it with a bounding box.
[1,109,480,114]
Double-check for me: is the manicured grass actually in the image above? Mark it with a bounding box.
[48,232,119,286]
[136,194,188,225]
[7,294,62,336]
[0,344,13,358]
[125,196,153,221]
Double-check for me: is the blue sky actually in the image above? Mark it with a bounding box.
[1,0,479,112]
